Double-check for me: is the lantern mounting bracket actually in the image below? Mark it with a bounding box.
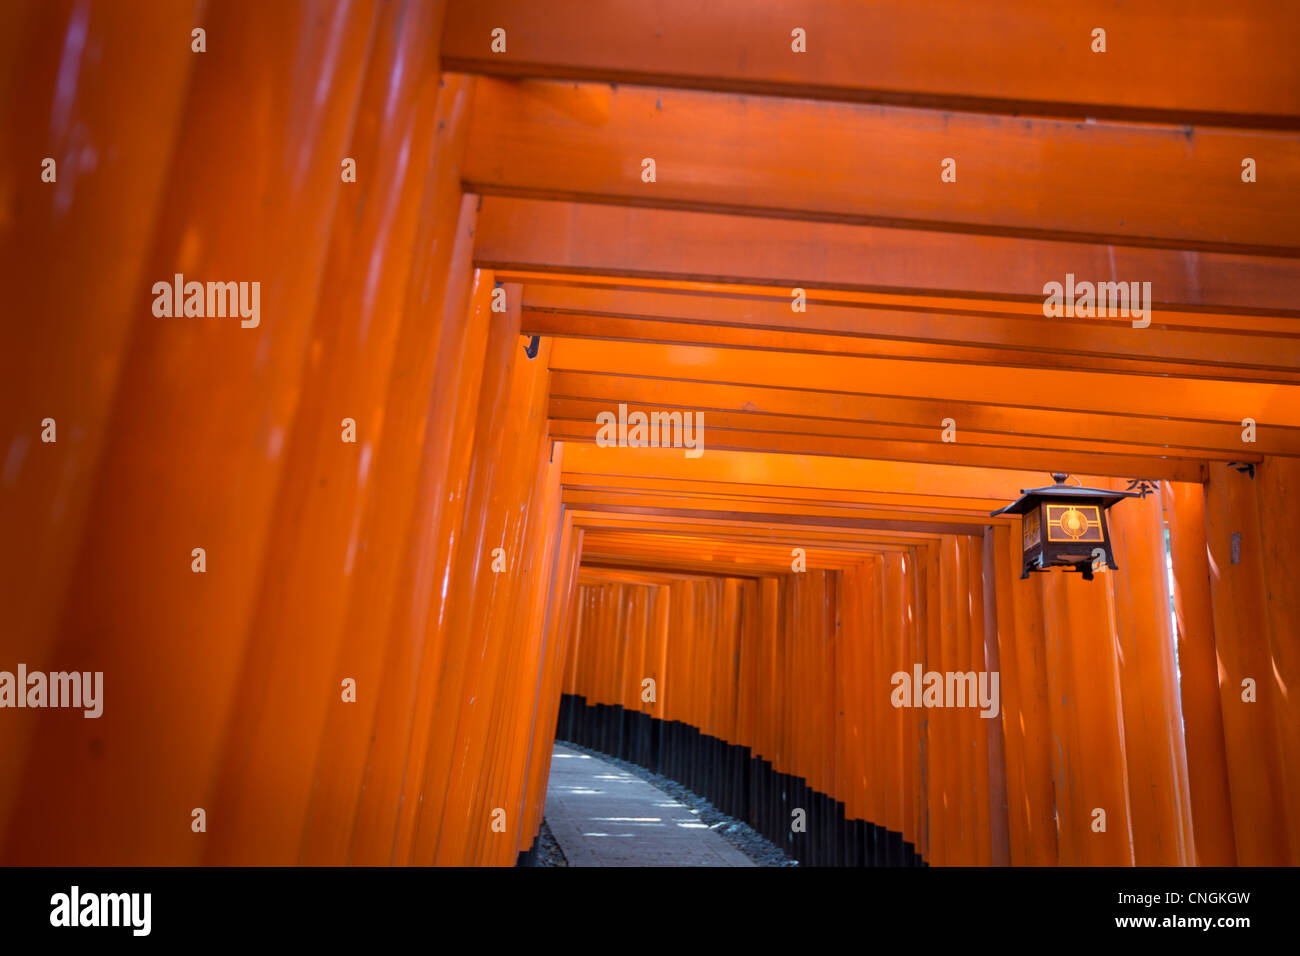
[1227,461,1256,478]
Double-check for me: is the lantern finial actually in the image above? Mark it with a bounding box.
[1051,472,1068,484]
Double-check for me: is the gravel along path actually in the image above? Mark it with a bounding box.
[532,817,568,867]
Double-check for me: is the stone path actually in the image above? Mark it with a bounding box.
[544,742,755,867]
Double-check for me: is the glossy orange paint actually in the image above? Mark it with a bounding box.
[1163,481,1237,866]
[1040,570,1134,865]
[0,0,201,854]
[467,79,1300,253]
[307,80,480,866]
[1001,522,1059,866]
[1203,463,1296,865]
[1254,458,1300,862]
[203,0,450,866]
[4,0,381,865]
[5,0,1291,873]
[1105,485,1195,865]
[441,0,1300,127]
[476,197,1300,315]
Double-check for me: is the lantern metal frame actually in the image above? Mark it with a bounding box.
[989,473,1141,580]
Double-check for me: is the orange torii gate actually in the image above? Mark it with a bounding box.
[0,0,1296,870]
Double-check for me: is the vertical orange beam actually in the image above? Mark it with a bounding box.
[1205,462,1294,864]
[921,540,944,864]
[701,578,722,746]
[984,526,1021,865]
[687,578,703,729]
[1040,571,1134,865]
[487,440,560,862]
[646,582,669,722]
[606,585,628,712]
[3,0,378,865]
[560,586,585,700]
[822,570,838,812]
[904,550,927,860]
[407,278,523,864]
[205,0,445,865]
[786,573,799,796]
[670,580,689,728]
[758,577,781,779]
[881,555,908,852]
[665,581,687,727]
[738,577,756,753]
[1254,458,1300,861]
[1161,481,1236,865]
[625,586,649,711]
[857,561,878,842]
[864,557,885,852]
[864,560,879,838]
[435,320,548,865]
[967,535,995,866]
[464,374,547,866]
[832,570,851,827]
[940,536,974,864]
[782,574,794,788]
[863,561,883,853]
[785,570,800,821]
[302,78,477,866]
[1004,520,1059,865]
[716,579,741,744]
[736,578,760,753]
[346,245,489,865]
[0,0,199,846]
[517,510,584,847]
[928,537,951,864]
[908,546,927,862]
[844,563,871,835]
[778,575,794,794]
[582,588,604,703]
[520,507,578,786]
[467,367,557,865]
[372,261,499,863]
[1106,485,1194,865]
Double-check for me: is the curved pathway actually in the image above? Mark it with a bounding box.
[544,743,755,867]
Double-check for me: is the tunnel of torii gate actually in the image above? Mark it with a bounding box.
[1,0,1298,870]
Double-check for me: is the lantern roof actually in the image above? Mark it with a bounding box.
[988,473,1141,517]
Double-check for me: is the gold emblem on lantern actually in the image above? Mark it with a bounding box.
[1060,508,1087,538]
[1045,504,1103,543]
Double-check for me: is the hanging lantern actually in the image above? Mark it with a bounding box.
[989,473,1140,580]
